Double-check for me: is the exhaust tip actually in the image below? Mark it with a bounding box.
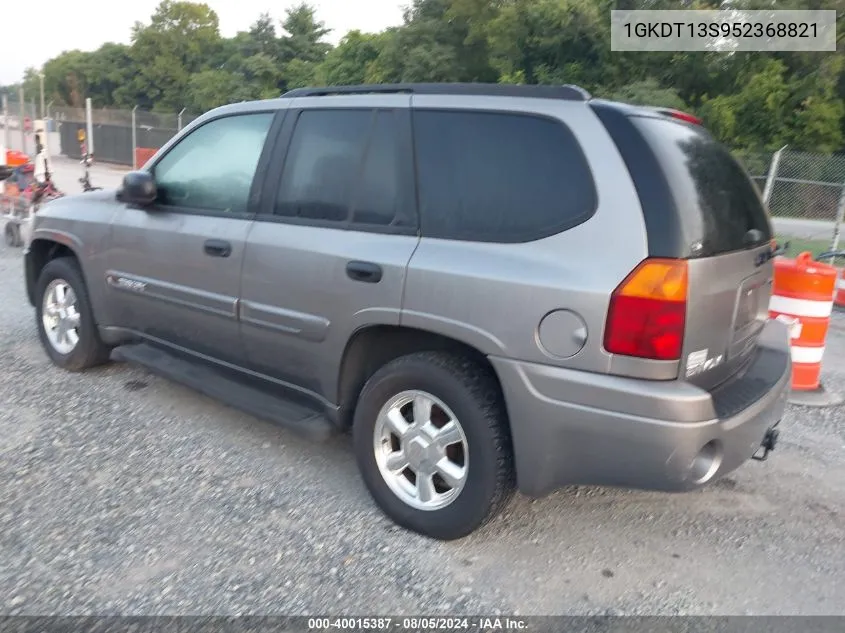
[690,440,723,485]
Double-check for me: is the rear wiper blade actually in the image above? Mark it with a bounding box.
[770,241,789,257]
[753,234,788,266]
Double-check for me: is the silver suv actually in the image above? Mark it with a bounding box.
[24,83,791,540]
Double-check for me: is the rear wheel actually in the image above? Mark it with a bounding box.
[35,257,112,371]
[353,351,514,540]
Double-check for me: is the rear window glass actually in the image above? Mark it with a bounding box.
[631,116,772,256]
[413,110,597,243]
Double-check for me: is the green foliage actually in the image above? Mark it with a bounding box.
[487,0,610,89]
[279,3,332,63]
[314,31,387,86]
[366,0,498,83]
[112,0,223,111]
[8,0,844,154]
[700,57,844,153]
[187,69,250,111]
[608,78,688,110]
[283,58,319,90]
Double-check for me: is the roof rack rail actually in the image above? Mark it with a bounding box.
[280,83,591,101]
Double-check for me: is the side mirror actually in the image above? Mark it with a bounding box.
[119,171,157,206]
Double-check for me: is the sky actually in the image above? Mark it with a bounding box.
[0,0,407,85]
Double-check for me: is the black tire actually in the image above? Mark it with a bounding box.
[35,256,112,371]
[353,351,515,540]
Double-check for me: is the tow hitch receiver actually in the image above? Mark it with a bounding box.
[753,427,780,461]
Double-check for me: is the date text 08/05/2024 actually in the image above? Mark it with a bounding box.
[307,617,529,631]
[623,21,819,39]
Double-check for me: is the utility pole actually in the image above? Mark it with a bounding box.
[39,73,45,119]
[2,93,8,153]
[132,106,138,169]
[762,145,788,207]
[18,85,26,154]
[85,98,94,157]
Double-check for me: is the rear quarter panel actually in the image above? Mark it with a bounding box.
[403,96,650,374]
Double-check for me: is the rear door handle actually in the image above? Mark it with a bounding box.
[204,239,232,258]
[346,261,383,283]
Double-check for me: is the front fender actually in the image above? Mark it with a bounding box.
[25,230,88,307]
[25,190,118,320]
[29,227,86,252]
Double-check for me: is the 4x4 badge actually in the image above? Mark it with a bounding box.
[686,348,724,377]
[107,274,147,293]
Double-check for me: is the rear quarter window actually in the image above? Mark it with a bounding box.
[631,116,773,257]
[413,110,597,243]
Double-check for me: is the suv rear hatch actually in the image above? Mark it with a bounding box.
[592,101,775,390]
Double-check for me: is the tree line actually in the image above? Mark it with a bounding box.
[3,0,845,154]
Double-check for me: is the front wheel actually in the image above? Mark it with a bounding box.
[35,257,112,371]
[353,352,515,540]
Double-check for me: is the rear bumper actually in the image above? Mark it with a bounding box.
[491,319,792,497]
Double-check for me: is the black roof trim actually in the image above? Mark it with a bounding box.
[280,83,591,101]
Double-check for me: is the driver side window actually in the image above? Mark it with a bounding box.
[153,113,274,214]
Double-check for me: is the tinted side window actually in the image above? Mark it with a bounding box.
[154,113,274,214]
[352,112,401,226]
[275,109,407,228]
[413,110,596,242]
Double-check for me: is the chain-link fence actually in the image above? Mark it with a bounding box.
[741,149,845,260]
[0,96,42,156]
[743,150,845,220]
[2,97,200,168]
[49,104,200,167]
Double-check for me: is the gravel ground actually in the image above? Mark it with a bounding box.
[0,233,843,616]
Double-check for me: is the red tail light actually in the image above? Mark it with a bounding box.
[604,259,688,361]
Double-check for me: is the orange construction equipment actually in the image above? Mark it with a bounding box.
[768,252,838,391]
[5,149,28,167]
[134,147,158,169]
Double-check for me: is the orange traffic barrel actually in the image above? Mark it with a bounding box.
[768,252,838,391]
[816,251,845,309]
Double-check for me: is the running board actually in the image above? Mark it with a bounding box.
[113,343,338,442]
